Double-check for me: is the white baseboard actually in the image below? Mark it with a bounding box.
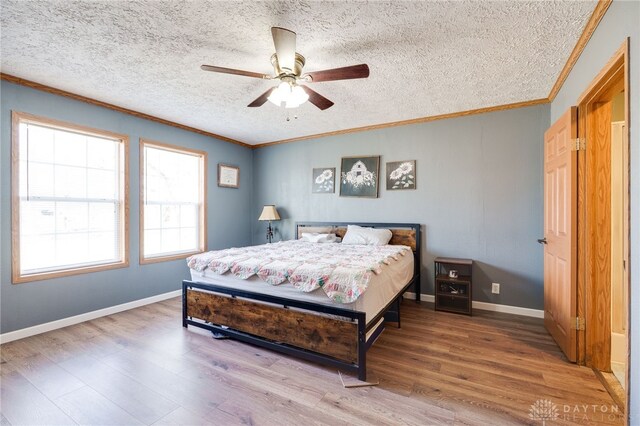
[403,292,543,318]
[0,290,182,344]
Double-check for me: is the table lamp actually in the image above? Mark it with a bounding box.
[258,205,280,243]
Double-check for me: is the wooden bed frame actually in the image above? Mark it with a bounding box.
[182,221,421,381]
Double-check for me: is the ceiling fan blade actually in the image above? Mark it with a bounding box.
[248,87,276,107]
[271,27,297,73]
[201,65,270,79]
[305,64,370,83]
[300,85,334,110]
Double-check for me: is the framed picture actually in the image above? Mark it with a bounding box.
[312,167,335,193]
[339,156,380,198]
[218,163,239,188]
[386,160,416,190]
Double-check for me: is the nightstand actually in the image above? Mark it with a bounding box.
[434,257,473,315]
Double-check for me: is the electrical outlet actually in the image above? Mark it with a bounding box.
[492,283,500,294]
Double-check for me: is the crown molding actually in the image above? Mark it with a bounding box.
[0,73,251,148]
[547,0,612,101]
[253,98,549,148]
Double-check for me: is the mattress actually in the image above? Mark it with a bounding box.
[189,248,414,325]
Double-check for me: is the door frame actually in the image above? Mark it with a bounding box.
[576,38,629,408]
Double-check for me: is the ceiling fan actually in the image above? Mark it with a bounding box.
[201,27,370,110]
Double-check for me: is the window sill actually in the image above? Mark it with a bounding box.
[139,251,203,265]
[12,260,129,284]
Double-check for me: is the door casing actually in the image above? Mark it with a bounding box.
[576,38,630,410]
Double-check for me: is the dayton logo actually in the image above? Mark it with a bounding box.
[529,399,559,425]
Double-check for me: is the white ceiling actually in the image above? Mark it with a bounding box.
[1,1,596,145]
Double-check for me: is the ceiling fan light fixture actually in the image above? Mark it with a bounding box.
[268,81,308,108]
[267,81,291,106]
[286,85,309,108]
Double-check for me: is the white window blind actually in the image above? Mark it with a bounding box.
[15,118,127,280]
[142,143,205,260]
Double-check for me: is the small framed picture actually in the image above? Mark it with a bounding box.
[386,160,416,190]
[312,167,335,193]
[218,163,239,188]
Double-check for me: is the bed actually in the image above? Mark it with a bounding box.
[182,221,421,381]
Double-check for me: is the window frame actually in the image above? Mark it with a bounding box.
[139,138,207,264]
[11,111,130,284]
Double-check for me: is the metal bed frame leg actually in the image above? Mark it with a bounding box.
[182,282,188,328]
[358,317,367,381]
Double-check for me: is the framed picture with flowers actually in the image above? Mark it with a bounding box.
[339,156,380,198]
[312,167,335,193]
[386,160,416,190]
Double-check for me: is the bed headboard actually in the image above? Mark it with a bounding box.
[295,222,420,252]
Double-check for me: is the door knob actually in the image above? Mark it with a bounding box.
[537,238,547,244]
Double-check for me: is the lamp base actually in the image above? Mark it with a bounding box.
[266,221,274,243]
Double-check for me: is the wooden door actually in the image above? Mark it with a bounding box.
[543,107,578,362]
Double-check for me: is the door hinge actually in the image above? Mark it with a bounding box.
[571,138,586,151]
[573,317,585,331]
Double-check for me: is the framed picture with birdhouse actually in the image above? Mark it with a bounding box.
[339,156,380,198]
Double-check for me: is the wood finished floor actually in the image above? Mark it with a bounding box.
[1,298,623,425]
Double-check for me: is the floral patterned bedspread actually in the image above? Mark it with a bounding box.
[187,240,411,303]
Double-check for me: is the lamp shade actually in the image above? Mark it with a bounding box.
[258,205,280,221]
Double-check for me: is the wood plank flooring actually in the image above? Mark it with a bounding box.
[0,298,623,425]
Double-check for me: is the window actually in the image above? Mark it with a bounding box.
[12,112,129,283]
[140,139,206,263]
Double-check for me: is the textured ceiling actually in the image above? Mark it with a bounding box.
[1,1,596,145]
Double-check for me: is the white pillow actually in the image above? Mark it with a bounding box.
[341,225,392,246]
[300,232,339,243]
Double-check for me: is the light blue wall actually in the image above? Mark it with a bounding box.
[252,104,549,310]
[549,0,640,419]
[0,81,253,333]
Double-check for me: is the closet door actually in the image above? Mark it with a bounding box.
[542,107,578,362]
